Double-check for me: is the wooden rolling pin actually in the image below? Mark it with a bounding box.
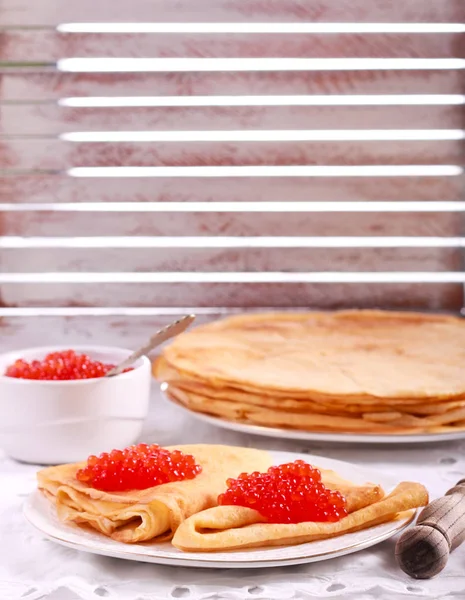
[395,479,465,579]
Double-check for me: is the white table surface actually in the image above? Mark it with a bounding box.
[2,388,465,600]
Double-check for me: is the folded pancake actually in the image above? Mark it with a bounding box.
[37,444,272,543]
[172,477,428,552]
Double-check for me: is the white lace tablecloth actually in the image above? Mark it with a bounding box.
[2,388,465,600]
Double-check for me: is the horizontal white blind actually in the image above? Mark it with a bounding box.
[1,0,464,328]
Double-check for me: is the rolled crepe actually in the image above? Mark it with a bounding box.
[37,444,272,543]
[172,473,428,552]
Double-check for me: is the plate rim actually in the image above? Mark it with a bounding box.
[161,386,465,444]
[24,449,417,569]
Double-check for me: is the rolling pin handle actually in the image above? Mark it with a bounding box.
[395,480,465,579]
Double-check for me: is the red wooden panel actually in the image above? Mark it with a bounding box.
[1,1,463,319]
[2,0,463,26]
[2,210,460,237]
[2,71,463,101]
[2,247,461,274]
[2,138,462,171]
[0,281,461,310]
[1,174,462,204]
[3,105,462,136]
[3,30,462,62]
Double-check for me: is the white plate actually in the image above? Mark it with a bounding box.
[163,389,465,445]
[24,450,415,569]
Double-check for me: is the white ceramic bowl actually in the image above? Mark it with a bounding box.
[0,345,152,464]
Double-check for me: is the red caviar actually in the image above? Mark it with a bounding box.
[218,460,347,524]
[76,443,202,491]
[4,350,132,380]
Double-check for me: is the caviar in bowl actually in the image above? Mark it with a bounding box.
[0,346,151,464]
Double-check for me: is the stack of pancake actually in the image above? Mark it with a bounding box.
[153,310,465,435]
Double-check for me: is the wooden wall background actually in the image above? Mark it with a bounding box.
[0,0,464,350]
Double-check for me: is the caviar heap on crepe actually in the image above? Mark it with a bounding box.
[76,443,202,492]
[38,445,272,544]
[4,350,132,380]
[218,460,348,524]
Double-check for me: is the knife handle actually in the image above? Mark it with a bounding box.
[395,479,465,579]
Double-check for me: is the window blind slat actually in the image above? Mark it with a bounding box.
[1,174,462,203]
[1,138,461,171]
[1,0,462,26]
[2,105,463,135]
[2,30,461,62]
[0,281,461,312]
[2,71,462,101]
[2,247,460,276]
[1,209,460,237]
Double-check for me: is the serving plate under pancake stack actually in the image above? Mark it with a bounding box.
[154,310,465,444]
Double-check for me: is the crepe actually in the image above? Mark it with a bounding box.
[172,475,428,552]
[155,356,465,413]
[159,310,465,400]
[166,386,465,435]
[37,444,272,543]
